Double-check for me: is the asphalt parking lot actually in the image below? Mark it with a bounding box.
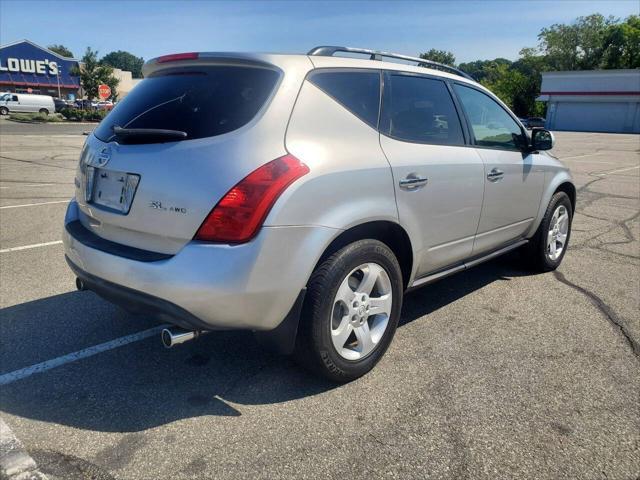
[0,118,638,480]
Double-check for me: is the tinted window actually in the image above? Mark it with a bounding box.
[381,75,464,145]
[94,66,280,144]
[308,70,380,128]
[453,84,523,149]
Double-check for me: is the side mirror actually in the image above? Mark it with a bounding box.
[530,128,555,151]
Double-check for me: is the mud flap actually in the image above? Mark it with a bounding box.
[253,288,306,355]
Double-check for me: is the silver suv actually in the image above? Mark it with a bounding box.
[63,47,575,382]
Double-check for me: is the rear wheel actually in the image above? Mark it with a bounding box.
[295,239,403,382]
[39,108,49,115]
[0,107,8,115]
[524,191,573,272]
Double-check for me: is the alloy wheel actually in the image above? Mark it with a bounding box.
[330,263,392,360]
[547,205,569,261]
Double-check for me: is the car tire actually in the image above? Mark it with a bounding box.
[523,191,573,272]
[0,107,8,115]
[39,108,49,115]
[294,239,403,383]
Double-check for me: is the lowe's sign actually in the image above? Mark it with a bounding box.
[0,40,80,91]
[0,57,60,75]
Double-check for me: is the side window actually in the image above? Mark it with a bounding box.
[380,74,464,146]
[11,95,18,102]
[308,70,380,128]
[453,84,523,150]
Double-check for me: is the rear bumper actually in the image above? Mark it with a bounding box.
[63,200,338,331]
[67,256,212,331]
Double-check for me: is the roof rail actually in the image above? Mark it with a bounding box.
[307,46,475,81]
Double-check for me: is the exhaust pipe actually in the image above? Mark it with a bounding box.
[76,277,87,291]
[161,327,202,348]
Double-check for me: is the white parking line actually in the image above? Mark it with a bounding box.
[0,325,168,386]
[0,183,58,189]
[559,153,602,161]
[598,165,640,175]
[0,200,68,209]
[0,240,63,253]
[561,158,634,165]
[0,418,49,479]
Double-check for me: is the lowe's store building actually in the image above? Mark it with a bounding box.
[0,39,80,99]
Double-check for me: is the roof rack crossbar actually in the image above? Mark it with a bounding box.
[307,46,474,81]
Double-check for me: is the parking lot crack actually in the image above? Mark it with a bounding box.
[553,271,640,358]
[0,154,75,171]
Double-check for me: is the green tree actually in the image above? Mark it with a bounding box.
[457,58,512,82]
[101,50,145,78]
[537,14,618,70]
[419,13,639,117]
[479,63,529,114]
[601,15,640,68]
[47,44,74,58]
[511,48,551,116]
[74,48,120,101]
[419,49,456,66]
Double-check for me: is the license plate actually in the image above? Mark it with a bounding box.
[87,167,140,214]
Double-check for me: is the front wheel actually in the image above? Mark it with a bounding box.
[39,108,49,115]
[0,107,8,115]
[295,239,403,382]
[524,191,573,272]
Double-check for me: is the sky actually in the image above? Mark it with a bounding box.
[1,0,638,64]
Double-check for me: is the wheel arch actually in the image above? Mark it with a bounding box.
[555,181,576,212]
[525,170,575,238]
[255,220,414,355]
[314,220,414,290]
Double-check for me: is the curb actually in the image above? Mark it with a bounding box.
[5,118,97,125]
[0,419,48,480]
[5,119,54,124]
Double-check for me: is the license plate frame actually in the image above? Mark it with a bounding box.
[87,168,140,214]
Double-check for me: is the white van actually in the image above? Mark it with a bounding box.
[0,93,56,115]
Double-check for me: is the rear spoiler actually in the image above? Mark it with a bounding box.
[142,52,283,77]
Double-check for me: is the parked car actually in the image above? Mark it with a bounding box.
[526,117,546,128]
[53,98,69,113]
[0,93,55,115]
[74,99,96,110]
[96,101,114,111]
[63,47,574,382]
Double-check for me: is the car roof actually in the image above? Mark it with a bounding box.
[306,54,477,84]
[143,51,481,89]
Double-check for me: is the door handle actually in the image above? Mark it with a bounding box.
[486,168,504,182]
[399,174,428,190]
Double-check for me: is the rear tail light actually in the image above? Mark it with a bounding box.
[157,52,199,63]
[194,154,310,243]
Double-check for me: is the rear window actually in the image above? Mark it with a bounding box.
[381,74,464,146]
[308,70,381,128]
[94,65,280,144]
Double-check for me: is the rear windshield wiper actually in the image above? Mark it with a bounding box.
[112,126,188,140]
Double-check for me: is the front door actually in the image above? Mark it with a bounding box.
[379,73,485,277]
[452,84,545,255]
[7,94,23,112]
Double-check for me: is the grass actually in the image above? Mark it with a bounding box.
[8,112,65,123]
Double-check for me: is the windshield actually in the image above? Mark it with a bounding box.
[94,65,280,144]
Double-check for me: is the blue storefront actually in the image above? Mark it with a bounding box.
[0,39,80,99]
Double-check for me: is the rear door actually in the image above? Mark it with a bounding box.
[379,72,485,277]
[452,83,545,255]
